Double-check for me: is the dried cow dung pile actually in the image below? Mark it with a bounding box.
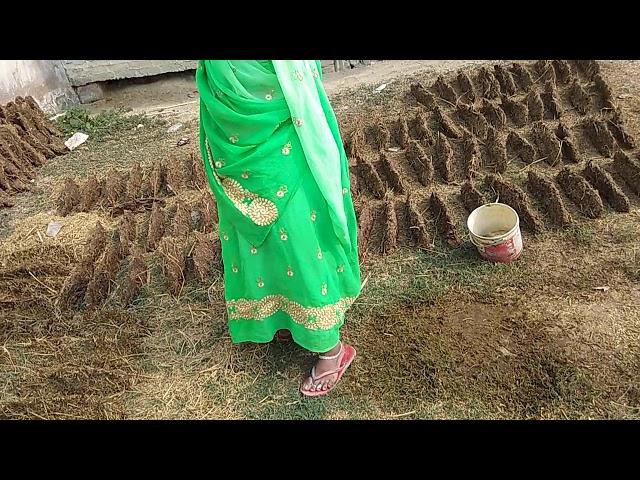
[461,132,481,179]
[79,175,102,211]
[477,67,502,99]
[480,99,507,129]
[456,103,489,139]
[567,80,591,115]
[411,82,437,109]
[456,71,476,104]
[506,130,536,165]
[119,211,138,252]
[0,96,68,208]
[56,177,81,215]
[58,222,108,309]
[429,192,461,246]
[541,81,563,119]
[336,62,636,257]
[485,174,544,233]
[583,161,630,213]
[412,111,435,145]
[510,63,534,90]
[345,125,366,159]
[406,140,433,186]
[147,202,167,251]
[54,154,202,217]
[593,74,615,110]
[192,232,222,282]
[434,106,462,139]
[104,168,127,207]
[525,91,544,123]
[552,60,575,84]
[158,236,188,297]
[485,127,508,173]
[58,259,93,310]
[433,133,454,182]
[379,152,406,194]
[613,150,640,195]
[198,191,219,233]
[583,117,617,157]
[85,232,125,307]
[165,156,186,194]
[576,60,601,81]
[493,65,517,96]
[395,116,411,149]
[500,95,528,127]
[0,124,40,189]
[356,202,376,260]
[460,181,487,213]
[56,204,227,310]
[535,60,556,84]
[531,122,561,166]
[607,111,636,150]
[526,171,572,227]
[126,162,144,200]
[555,122,582,163]
[405,194,431,249]
[556,168,604,218]
[148,160,168,197]
[380,198,398,254]
[433,75,457,103]
[119,246,148,306]
[358,154,386,199]
[191,152,208,190]
[371,122,391,151]
[172,200,193,238]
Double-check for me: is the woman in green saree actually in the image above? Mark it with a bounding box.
[197,60,361,397]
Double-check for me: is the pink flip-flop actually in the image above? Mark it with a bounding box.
[300,343,357,398]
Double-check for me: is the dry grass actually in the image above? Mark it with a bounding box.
[116,216,639,420]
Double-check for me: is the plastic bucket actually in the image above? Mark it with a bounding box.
[467,203,523,263]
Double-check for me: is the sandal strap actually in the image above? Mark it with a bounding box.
[318,342,343,360]
[310,365,344,382]
[309,344,346,384]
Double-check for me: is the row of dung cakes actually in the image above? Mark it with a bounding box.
[0,96,68,208]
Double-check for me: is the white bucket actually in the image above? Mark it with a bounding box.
[467,203,523,263]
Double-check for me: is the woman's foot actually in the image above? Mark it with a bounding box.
[300,343,355,395]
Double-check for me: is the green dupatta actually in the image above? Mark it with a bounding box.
[197,60,351,251]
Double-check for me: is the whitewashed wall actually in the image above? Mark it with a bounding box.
[0,60,78,114]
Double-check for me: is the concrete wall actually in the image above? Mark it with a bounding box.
[0,60,79,114]
[62,60,199,87]
[63,60,370,86]
[0,60,376,112]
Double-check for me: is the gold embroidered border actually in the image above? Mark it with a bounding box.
[205,138,278,226]
[227,295,357,331]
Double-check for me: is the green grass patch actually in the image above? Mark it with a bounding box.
[355,243,525,317]
[56,106,165,142]
[563,223,598,247]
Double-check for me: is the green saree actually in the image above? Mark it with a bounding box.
[197,60,361,353]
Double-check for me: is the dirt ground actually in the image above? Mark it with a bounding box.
[1,60,640,419]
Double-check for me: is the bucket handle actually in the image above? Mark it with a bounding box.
[469,233,509,248]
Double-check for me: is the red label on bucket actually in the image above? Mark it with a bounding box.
[478,229,523,263]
